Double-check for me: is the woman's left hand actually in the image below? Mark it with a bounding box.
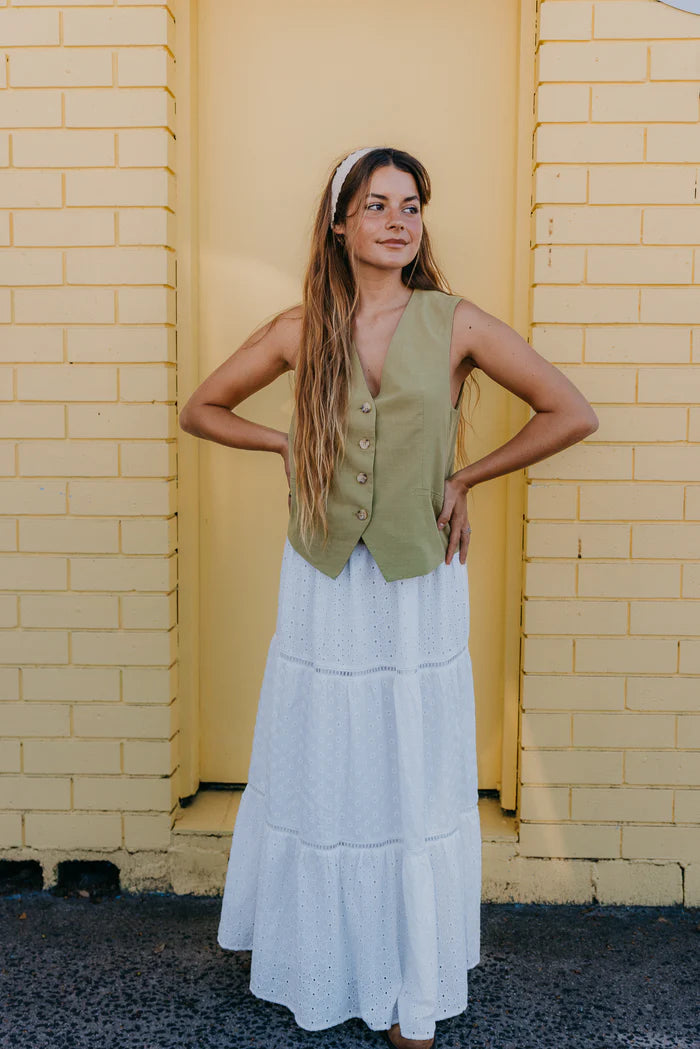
[437,476,472,565]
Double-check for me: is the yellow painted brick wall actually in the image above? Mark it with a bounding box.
[1,0,698,904]
[523,0,700,875]
[0,1,178,858]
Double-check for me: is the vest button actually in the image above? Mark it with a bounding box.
[360,401,372,413]
[356,472,368,484]
[358,438,371,449]
[356,508,368,520]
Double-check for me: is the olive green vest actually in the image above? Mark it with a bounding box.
[287,288,464,582]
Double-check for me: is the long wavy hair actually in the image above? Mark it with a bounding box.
[285,147,479,550]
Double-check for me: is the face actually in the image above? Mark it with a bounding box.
[333,164,423,272]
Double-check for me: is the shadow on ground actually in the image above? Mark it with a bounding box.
[1,890,698,1049]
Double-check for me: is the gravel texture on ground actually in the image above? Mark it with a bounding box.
[1,887,698,1049]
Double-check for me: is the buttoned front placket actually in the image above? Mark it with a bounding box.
[353,398,375,525]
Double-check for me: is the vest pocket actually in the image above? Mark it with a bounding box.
[413,486,451,536]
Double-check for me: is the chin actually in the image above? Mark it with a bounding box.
[373,250,410,265]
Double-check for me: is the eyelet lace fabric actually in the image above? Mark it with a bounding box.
[217,537,482,1040]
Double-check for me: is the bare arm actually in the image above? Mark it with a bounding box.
[449,299,599,494]
[178,304,302,483]
[438,299,599,567]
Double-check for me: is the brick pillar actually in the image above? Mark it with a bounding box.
[521,0,699,903]
[0,2,177,868]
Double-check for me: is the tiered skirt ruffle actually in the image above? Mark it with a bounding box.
[217,537,482,1040]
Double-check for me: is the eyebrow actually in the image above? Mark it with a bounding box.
[366,192,420,203]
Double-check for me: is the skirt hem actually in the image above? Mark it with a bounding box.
[231,976,480,1035]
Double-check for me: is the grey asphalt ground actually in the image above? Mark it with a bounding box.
[1,884,698,1049]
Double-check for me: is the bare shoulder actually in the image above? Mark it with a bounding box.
[449,294,599,423]
[451,296,493,358]
[447,295,489,375]
[256,301,303,371]
[451,295,533,372]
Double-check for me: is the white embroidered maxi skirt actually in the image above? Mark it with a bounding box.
[217,536,482,1040]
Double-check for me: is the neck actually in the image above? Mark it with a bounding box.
[354,271,412,313]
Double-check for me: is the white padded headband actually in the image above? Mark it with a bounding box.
[330,147,382,229]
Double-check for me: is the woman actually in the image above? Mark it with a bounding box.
[179,146,598,1048]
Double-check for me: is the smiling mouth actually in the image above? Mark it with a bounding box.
[381,240,408,246]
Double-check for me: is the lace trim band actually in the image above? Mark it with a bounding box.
[244,782,479,851]
[275,642,470,678]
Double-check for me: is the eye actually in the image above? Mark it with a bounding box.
[367,203,420,213]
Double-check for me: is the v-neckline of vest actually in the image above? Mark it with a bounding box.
[351,287,418,401]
